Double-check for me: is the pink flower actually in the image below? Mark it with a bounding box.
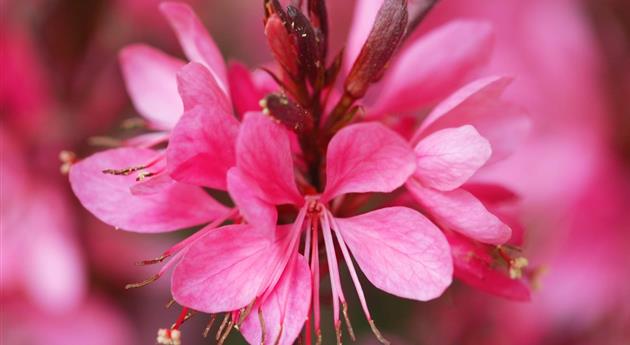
[170,112,452,344]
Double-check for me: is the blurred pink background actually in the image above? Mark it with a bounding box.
[2,0,629,344]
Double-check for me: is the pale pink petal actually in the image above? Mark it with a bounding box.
[167,105,239,190]
[159,1,228,93]
[171,224,286,313]
[414,125,491,191]
[368,21,494,116]
[227,168,277,232]
[344,0,384,72]
[322,122,415,202]
[69,148,227,233]
[236,112,302,205]
[414,76,531,162]
[407,181,511,244]
[177,62,231,113]
[118,44,184,130]
[334,207,452,301]
[240,255,311,345]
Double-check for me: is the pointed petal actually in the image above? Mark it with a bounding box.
[177,62,231,113]
[448,232,530,301]
[171,224,286,313]
[228,62,268,117]
[240,255,311,345]
[407,181,511,244]
[69,148,227,233]
[334,207,452,301]
[414,125,491,191]
[159,1,228,93]
[166,104,239,190]
[415,76,530,162]
[226,168,277,232]
[118,44,184,130]
[369,21,494,116]
[236,112,302,205]
[322,122,415,202]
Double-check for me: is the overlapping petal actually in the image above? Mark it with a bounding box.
[118,44,184,130]
[415,76,531,162]
[167,64,239,190]
[414,125,491,191]
[322,122,416,202]
[369,21,494,116]
[69,148,227,233]
[227,168,277,232]
[171,224,286,313]
[236,113,303,206]
[334,207,452,301]
[240,255,311,345]
[160,1,228,94]
[407,181,511,244]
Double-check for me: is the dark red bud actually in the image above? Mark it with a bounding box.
[265,14,300,78]
[261,93,314,133]
[308,0,329,57]
[286,5,323,85]
[345,0,408,99]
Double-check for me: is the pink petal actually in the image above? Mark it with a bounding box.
[369,21,494,116]
[334,207,453,301]
[322,122,415,202]
[159,1,228,94]
[118,44,184,130]
[177,62,231,114]
[171,224,286,313]
[167,66,239,189]
[226,168,277,232]
[448,232,530,301]
[406,181,511,244]
[69,148,227,233]
[240,255,311,345]
[344,0,384,72]
[236,112,302,205]
[414,125,491,191]
[166,105,238,190]
[228,62,267,118]
[130,174,175,196]
[415,76,531,162]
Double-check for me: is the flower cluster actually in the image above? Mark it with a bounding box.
[69,0,531,344]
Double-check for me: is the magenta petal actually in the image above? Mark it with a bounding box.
[369,21,493,116]
[414,125,491,191]
[322,122,415,202]
[177,62,231,113]
[335,207,452,301]
[118,44,184,130]
[166,104,238,190]
[240,255,311,345]
[227,168,277,232]
[130,174,175,196]
[228,62,267,117]
[171,224,286,313]
[236,113,302,205]
[69,148,227,233]
[159,1,228,94]
[407,181,511,244]
[416,76,530,162]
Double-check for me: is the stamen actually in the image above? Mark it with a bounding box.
[315,329,322,345]
[217,319,234,345]
[102,165,145,176]
[509,257,529,279]
[258,307,267,345]
[342,302,356,341]
[335,322,342,345]
[124,274,159,289]
[273,323,284,345]
[203,315,217,338]
[171,307,191,330]
[136,254,169,266]
[136,171,155,181]
[237,300,256,327]
[310,217,321,342]
[216,314,231,341]
[368,320,391,345]
[88,136,123,148]
[165,298,176,309]
[321,212,346,327]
